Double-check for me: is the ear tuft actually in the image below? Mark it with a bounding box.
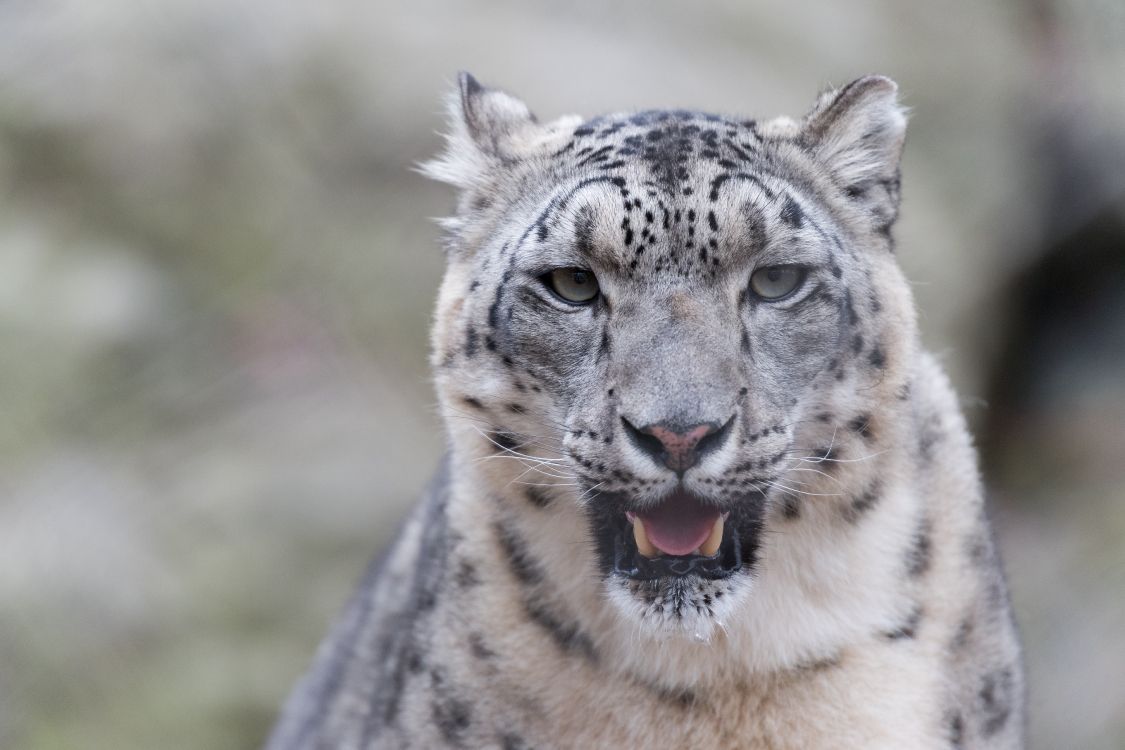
[421,73,584,202]
[419,73,542,190]
[802,75,907,190]
[457,71,539,156]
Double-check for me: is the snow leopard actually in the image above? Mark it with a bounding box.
[267,73,1025,749]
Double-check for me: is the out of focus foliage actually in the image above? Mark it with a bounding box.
[0,2,1121,748]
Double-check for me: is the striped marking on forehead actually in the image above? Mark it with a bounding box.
[516,170,837,272]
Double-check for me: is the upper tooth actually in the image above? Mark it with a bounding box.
[699,515,724,557]
[633,517,658,558]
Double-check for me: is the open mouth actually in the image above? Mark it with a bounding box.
[611,488,744,580]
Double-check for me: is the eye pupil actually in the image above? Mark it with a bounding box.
[546,267,600,304]
[749,265,805,301]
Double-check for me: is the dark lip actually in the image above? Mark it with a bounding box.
[583,486,765,582]
[612,513,743,580]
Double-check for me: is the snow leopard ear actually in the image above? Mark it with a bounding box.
[421,72,577,190]
[801,76,907,220]
[457,72,537,157]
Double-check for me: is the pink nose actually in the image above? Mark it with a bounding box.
[626,421,724,473]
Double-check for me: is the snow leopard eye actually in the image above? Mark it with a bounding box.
[749,265,806,301]
[545,268,600,304]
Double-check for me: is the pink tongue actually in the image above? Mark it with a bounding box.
[639,489,720,557]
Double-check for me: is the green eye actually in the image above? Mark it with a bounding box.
[749,266,805,300]
[546,268,600,304]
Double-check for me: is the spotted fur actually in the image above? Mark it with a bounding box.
[268,74,1024,749]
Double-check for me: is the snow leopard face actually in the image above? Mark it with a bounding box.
[426,73,913,637]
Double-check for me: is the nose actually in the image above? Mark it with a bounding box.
[622,417,732,474]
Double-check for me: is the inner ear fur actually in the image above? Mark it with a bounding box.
[802,75,907,190]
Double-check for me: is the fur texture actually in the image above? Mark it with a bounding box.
[268,74,1024,749]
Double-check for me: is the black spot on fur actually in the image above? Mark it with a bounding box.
[574,210,595,258]
[883,605,923,640]
[487,259,516,331]
[781,493,801,520]
[598,328,612,361]
[468,632,496,661]
[967,534,989,566]
[844,483,881,523]
[978,667,1015,737]
[795,652,843,673]
[918,417,942,463]
[848,414,874,440]
[852,333,865,355]
[651,685,698,708]
[813,445,840,470]
[456,559,480,589]
[500,733,533,750]
[844,291,860,326]
[488,431,521,453]
[869,345,887,369]
[462,396,485,410]
[524,598,598,663]
[947,711,965,747]
[430,673,473,744]
[524,486,551,509]
[465,327,479,357]
[494,520,544,586]
[952,616,974,651]
[907,517,933,578]
[780,195,804,227]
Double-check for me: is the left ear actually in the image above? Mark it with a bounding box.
[801,76,907,228]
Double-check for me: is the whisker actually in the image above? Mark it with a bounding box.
[762,479,844,498]
[784,465,845,484]
[795,449,887,465]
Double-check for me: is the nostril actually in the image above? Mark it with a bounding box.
[695,416,734,459]
[621,416,734,474]
[622,416,666,462]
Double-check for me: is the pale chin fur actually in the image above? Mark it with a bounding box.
[604,574,754,644]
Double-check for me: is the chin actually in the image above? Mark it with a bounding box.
[587,486,767,641]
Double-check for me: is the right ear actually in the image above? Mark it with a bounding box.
[421,72,539,190]
[421,73,581,191]
[458,72,539,158]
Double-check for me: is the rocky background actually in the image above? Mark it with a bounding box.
[0,1,1122,748]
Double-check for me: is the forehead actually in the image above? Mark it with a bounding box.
[569,109,764,197]
[520,110,831,280]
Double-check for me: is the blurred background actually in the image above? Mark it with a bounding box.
[0,1,1122,748]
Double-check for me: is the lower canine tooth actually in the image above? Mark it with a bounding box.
[699,515,724,557]
[633,517,658,558]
